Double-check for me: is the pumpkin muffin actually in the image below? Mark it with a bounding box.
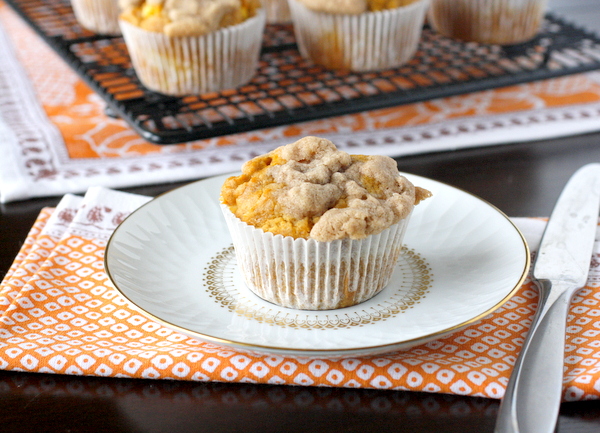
[287,0,430,71]
[71,0,121,35]
[262,0,291,23]
[428,0,549,45]
[118,0,266,95]
[220,136,431,310]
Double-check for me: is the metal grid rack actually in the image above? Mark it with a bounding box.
[7,0,600,144]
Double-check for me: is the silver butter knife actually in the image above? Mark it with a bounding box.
[495,163,600,433]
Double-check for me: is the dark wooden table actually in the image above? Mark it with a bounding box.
[2,132,600,432]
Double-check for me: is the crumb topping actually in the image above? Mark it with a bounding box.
[119,0,260,36]
[295,0,417,14]
[221,136,431,241]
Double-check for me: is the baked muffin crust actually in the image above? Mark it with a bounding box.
[221,136,431,241]
[296,0,417,14]
[119,0,260,36]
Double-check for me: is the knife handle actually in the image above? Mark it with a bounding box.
[494,281,572,433]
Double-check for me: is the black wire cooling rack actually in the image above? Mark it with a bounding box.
[7,0,600,144]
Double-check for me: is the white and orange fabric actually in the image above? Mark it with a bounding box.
[3,2,600,202]
[1,187,600,401]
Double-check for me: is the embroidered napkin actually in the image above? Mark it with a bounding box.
[3,2,600,203]
[1,187,600,401]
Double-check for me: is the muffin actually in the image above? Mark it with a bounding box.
[220,136,431,310]
[71,0,121,35]
[263,0,290,22]
[428,0,549,45]
[118,0,266,96]
[287,0,430,72]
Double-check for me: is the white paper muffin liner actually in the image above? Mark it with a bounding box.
[71,0,121,35]
[221,204,412,310]
[428,0,549,45]
[288,0,429,72]
[119,9,266,96]
[264,0,291,23]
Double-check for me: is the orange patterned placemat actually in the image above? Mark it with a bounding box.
[1,187,600,401]
[3,2,600,202]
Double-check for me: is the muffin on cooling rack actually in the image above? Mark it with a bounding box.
[428,0,549,45]
[71,0,121,35]
[220,136,431,310]
[263,0,290,23]
[287,0,430,72]
[118,0,266,96]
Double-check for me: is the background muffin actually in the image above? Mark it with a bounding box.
[287,0,430,72]
[263,0,290,23]
[71,0,121,35]
[119,0,266,95]
[428,0,549,45]
[220,136,431,310]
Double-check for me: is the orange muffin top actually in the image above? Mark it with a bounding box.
[119,0,260,36]
[295,0,418,14]
[220,136,431,241]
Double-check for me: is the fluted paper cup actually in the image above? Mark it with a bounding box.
[71,0,121,35]
[428,0,549,45]
[221,204,411,310]
[288,0,429,72]
[119,9,266,96]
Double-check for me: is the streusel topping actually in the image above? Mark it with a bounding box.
[295,0,417,14]
[119,0,259,36]
[221,136,430,241]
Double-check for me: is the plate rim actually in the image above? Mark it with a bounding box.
[104,172,531,357]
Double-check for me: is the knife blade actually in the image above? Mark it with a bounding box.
[494,163,600,433]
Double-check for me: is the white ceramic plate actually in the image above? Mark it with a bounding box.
[105,173,530,358]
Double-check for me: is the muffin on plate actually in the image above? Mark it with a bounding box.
[118,0,266,96]
[220,136,431,310]
[287,0,430,72]
[428,0,549,45]
[71,0,122,35]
